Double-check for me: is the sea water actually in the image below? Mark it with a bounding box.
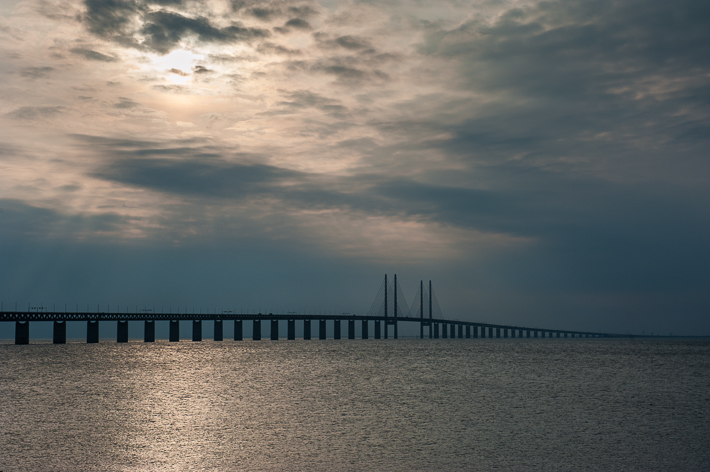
[1,338,709,471]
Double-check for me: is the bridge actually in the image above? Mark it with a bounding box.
[2,275,614,344]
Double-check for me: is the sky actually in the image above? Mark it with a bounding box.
[1,0,709,337]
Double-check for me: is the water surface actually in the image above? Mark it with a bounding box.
[1,338,708,471]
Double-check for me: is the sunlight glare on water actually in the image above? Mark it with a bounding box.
[1,338,709,471]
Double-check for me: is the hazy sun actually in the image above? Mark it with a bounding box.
[151,48,205,84]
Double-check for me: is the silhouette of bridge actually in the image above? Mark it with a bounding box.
[2,275,614,344]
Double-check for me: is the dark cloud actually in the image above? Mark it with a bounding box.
[287,5,318,18]
[6,106,65,120]
[151,84,189,93]
[248,7,280,20]
[313,32,372,50]
[230,0,319,21]
[70,47,118,61]
[417,0,710,160]
[257,42,301,55]
[192,65,213,74]
[113,97,140,108]
[168,68,189,76]
[94,158,301,199]
[81,0,270,54]
[140,10,270,53]
[275,89,346,113]
[310,61,389,85]
[278,17,311,31]
[81,0,141,42]
[20,67,54,78]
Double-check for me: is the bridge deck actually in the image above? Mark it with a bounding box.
[1,311,611,337]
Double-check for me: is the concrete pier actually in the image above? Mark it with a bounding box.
[304,319,311,340]
[473,326,478,338]
[253,320,261,341]
[192,320,202,342]
[288,319,295,340]
[319,319,326,340]
[434,323,439,338]
[504,328,508,338]
[453,324,458,338]
[334,319,341,340]
[466,325,470,338]
[442,323,447,339]
[87,320,99,343]
[361,320,368,339]
[234,320,243,341]
[214,320,223,341]
[374,321,381,339]
[53,321,66,344]
[117,320,128,343]
[170,320,180,342]
[348,320,355,339]
[271,319,279,340]
[144,320,155,342]
[15,321,29,345]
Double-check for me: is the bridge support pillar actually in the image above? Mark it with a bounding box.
[564,332,568,338]
[504,328,508,338]
[458,325,463,338]
[53,321,66,344]
[271,319,279,340]
[394,320,398,339]
[442,323,447,339]
[170,320,179,342]
[214,320,223,341]
[348,320,355,339]
[87,320,99,343]
[334,319,341,340]
[433,323,439,339]
[253,320,261,341]
[319,320,327,339]
[234,320,243,341]
[117,320,128,343]
[374,321,381,339]
[144,320,155,342]
[303,320,311,340]
[453,324,458,338]
[192,320,202,342]
[288,320,295,340]
[534,330,538,338]
[361,320,368,339]
[473,326,478,338]
[466,325,470,338]
[15,321,29,345]
[556,332,560,338]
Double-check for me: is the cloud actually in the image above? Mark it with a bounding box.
[113,97,140,108]
[69,47,118,61]
[80,0,270,54]
[6,106,65,120]
[20,66,54,78]
[192,65,213,74]
[274,17,311,33]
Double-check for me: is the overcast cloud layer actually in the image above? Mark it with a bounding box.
[1,0,709,336]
